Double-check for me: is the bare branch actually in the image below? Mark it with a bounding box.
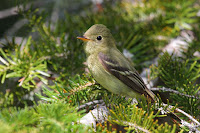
[0,0,55,19]
[151,87,200,99]
[0,5,21,19]
[77,100,104,111]
[175,107,200,127]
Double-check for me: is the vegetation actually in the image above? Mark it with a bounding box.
[0,0,200,132]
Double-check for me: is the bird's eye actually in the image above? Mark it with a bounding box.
[96,36,102,40]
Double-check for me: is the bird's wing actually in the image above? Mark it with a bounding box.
[98,52,155,101]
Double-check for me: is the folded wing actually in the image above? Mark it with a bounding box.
[98,52,155,101]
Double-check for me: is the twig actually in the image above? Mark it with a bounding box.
[0,0,55,19]
[175,107,200,127]
[0,5,22,19]
[118,120,150,133]
[151,87,200,99]
[181,120,200,132]
[77,100,104,110]
[161,103,200,131]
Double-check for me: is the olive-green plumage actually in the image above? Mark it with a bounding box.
[77,24,156,101]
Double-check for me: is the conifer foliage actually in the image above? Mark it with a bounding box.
[0,0,200,132]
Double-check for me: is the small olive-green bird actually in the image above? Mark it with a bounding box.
[77,24,156,101]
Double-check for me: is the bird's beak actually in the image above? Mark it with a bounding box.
[77,36,91,42]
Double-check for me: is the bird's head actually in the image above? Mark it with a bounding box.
[77,24,116,55]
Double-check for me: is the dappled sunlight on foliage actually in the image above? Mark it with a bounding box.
[0,0,200,132]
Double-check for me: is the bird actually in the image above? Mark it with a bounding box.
[77,24,156,102]
[77,24,183,125]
